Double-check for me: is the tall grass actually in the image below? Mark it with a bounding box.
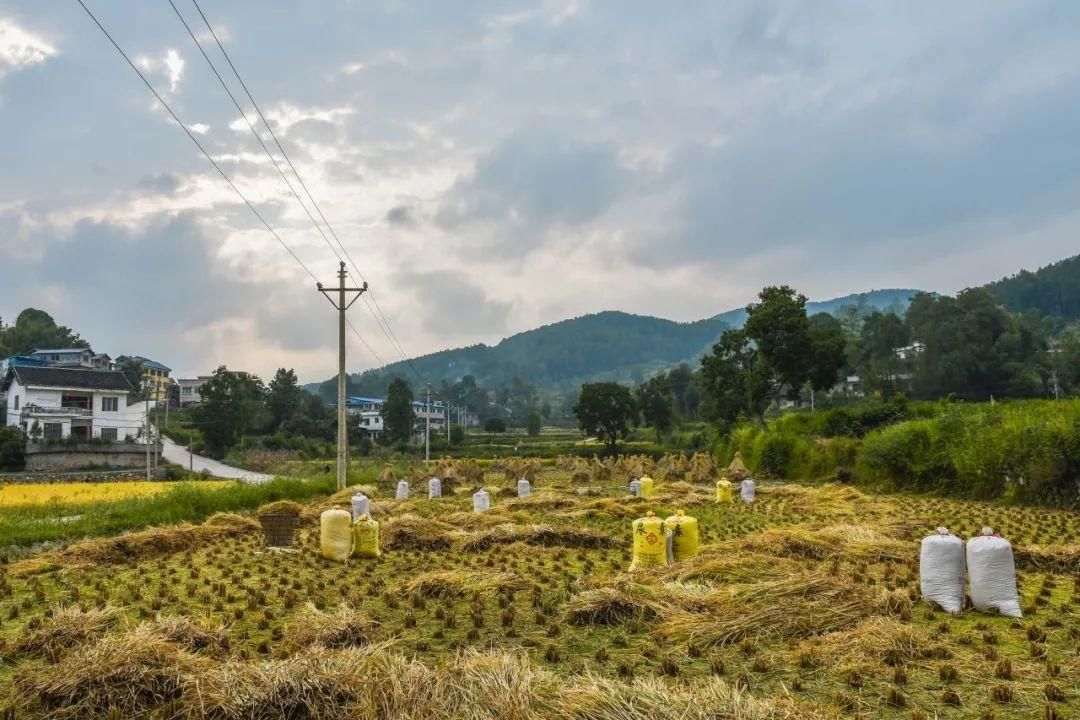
[0,476,335,549]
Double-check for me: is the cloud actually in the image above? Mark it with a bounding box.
[386,204,416,227]
[0,17,55,80]
[188,122,210,134]
[230,102,356,137]
[436,132,628,252]
[134,49,185,94]
[398,270,514,339]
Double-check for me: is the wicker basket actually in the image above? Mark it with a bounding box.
[258,514,299,547]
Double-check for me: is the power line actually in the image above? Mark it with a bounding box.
[187,0,426,383]
[76,0,320,285]
[77,0,385,371]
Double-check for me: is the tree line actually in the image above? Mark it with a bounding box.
[573,284,1080,447]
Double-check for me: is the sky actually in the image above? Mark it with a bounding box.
[2,1,1079,382]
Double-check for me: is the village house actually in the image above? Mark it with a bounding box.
[116,355,172,402]
[178,376,211,408]
[2,365,144,442]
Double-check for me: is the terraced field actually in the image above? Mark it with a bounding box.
[0,464,1076,719]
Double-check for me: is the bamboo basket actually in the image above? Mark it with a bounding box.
[258,514,300,547]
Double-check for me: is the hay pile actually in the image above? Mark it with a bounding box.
[1013,543,1080,574]
[13,604,119,660]
[281,605,377,652]
[455,523,616,552]
[380,514,455,551]
[401,570,531,598]
[657,570,881,647]
[145,615,230,656]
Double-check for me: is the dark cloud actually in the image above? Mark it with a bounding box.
[397,269,513,338]
[435,132,627,250]
[135,172,182,195]
[386,204,416,227]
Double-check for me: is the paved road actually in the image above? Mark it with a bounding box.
[160,436,273,484]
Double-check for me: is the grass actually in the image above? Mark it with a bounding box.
[0,462,1077,719]
[0,476,336,549]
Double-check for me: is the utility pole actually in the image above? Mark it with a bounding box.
[144,379,151,481]
[446,401,450,443]
[189,428,193,471]
[425,384,431,462]
[318,261,367,490]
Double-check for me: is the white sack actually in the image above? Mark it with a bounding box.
[396,480,410,500]
[740,478,756,503]
[517,478,531,498]
[428,477,442,499]
[473,488,490,512]
[350,493,370,521]
[629,479,642,497]
[967,527,1022,618]
[920,527,966,614]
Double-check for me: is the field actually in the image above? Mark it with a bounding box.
[0,457,1076,719]
[0,480,233,508]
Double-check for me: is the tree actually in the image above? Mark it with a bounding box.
[484,417,507,434]
[265,368,302,432]
[699,329,773,428]
[636,376,674,441]
[573,382,637,450]
[526,410,542,437]
[449,425,465,445]
[0,426,26,470]
[196,366,266,456]
[381,378,414,444]
[853,311,910,394]
[806,313,848,394]
[743,285,811,397]
[118,358,148,401]
[0,308,88,358]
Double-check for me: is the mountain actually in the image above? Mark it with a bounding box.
[986,254,1080,321]
[311,288,921,397]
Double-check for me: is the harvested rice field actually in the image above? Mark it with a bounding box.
[0,480,233,508]
[0,458,1077,719]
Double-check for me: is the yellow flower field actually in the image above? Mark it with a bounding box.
[0,480,233,508]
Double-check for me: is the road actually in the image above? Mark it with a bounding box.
[160,436,273,484]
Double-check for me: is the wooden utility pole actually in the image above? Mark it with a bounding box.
[318,262,367,490]
[425,384,431,463]
[144,378,151,481]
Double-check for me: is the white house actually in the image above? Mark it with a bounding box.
[344,396,448,438]
[178,376,211,407]
[28,347,113,370]
[2,365,144,441]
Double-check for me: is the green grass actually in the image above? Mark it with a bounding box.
[0,476,336,550]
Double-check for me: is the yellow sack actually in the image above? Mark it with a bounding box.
[716,477,733,503]
[320,509,353,561]
[639,476,655,499]
[630,511,670,570]
[665,510,700,563]
[351,515,381,559]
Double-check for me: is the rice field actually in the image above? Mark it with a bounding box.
[0,458,1076,719]
[0,480,233,508]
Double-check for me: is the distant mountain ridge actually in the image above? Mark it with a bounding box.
[310,288,920,396]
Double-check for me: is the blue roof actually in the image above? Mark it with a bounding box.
[346,396,384,404]
[117,355,171,372]
[4,355,50,367]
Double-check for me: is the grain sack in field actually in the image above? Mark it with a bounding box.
[629,479,642,497]
[630,511,671,570]
[320,509,353,561]
[967,527,1022,617]
[517,478,531,498]
[740,478,756,503]
[919,527,966,614]
[473,488,491,513]
[350,492,370,521]
[396,480,410,500]
[664,510,700,563]
[428,477,442,499]
[639,476,656,499]
[351,515,381,558]
[716,477,733,504]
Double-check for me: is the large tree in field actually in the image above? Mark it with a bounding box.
[118,358,148,401]
[381,378,414,444]
[853,310,910,394]
[573,382,637,450]
[265,368,302,432]
[743,285,811,397]
[0,308,88,358]
[196,366,266,457]
[806,312,849,394]
[636,375,674,441]
[699,329,773,428]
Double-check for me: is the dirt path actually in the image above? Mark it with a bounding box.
[160,436,272,483]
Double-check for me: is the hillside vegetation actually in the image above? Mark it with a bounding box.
[721,397,1080,508]
[320,289,919,398]
[987,253,1080,320]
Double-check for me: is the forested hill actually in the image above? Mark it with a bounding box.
[316,288,920,396]
[986,254,1080,320]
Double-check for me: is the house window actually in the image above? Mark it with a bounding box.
[61,394,91,410]
[100,427,118,442]
[44,423,62,440]
[102,397,119,412]
[12,395,18,410]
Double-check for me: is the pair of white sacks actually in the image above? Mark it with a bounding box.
[920,527,1021,616]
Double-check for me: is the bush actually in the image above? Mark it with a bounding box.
[0,425,27,470]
